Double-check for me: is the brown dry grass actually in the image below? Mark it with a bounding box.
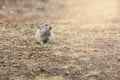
[0,0,120,80]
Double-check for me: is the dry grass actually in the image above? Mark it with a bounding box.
[0,0,120,80]
[0,20,120,80]
[0,10,9,19]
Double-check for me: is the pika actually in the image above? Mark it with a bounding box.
[35,24,55,44]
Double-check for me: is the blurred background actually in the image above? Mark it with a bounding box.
[0,0,120,23]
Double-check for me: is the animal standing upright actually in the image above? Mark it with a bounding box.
[35,24,55,44]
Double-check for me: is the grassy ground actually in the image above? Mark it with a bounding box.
[0,0,120,80]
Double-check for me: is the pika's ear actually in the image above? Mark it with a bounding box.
[50,26,52,30]
[37,25,42,29]
[37,25,40,28]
